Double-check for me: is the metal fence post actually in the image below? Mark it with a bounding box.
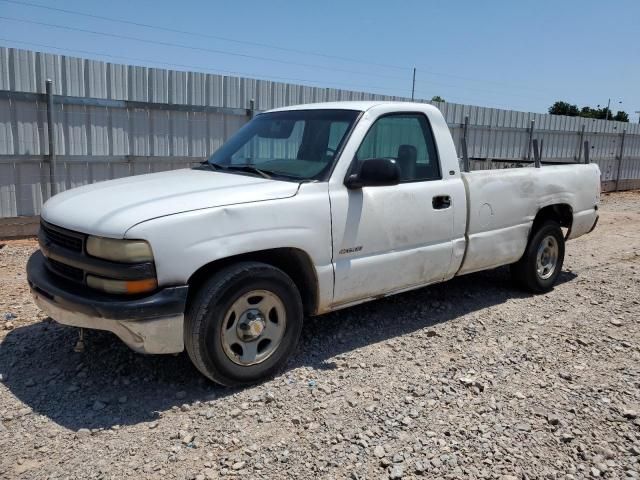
[248,98,255,119]
[245,99,256,163]
[532,139,541,168]
[45,79,58,197]
[461,115,470,172]
[615,129,626,192]
[584,141,590,164]
[526,119,535,162]
[576,125,585,162]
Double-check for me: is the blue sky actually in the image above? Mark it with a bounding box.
[1,0,638,120]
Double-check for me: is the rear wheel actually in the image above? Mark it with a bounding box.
[184,262,303,386]
[510,220,565,293]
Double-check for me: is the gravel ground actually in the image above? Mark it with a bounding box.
[0,191,639,480]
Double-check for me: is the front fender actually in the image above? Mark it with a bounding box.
[124,183,334,308]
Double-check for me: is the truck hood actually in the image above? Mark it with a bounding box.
[41,169,300,237]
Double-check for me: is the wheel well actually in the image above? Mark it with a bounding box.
[187,248,319,316]
[532,204,573,236]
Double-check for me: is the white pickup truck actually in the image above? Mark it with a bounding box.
[27,101,600,385]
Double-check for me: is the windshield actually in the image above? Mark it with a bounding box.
[206,109,360,181]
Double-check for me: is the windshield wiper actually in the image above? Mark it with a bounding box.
[200,162,269,178]
[222,164,272,179]
[199,161,222,171]
[204,162,304,181]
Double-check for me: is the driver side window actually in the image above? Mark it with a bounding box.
[355,113,440,182]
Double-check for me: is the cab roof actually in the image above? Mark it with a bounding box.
[266,101,438,114]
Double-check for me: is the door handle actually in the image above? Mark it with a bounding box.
[432,195,451,210]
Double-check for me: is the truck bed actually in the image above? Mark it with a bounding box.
[453,163,601,276]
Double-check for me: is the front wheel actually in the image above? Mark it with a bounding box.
[510,220,565,293]
[184,262,303,386]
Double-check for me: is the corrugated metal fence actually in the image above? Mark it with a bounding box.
[1,47,639,218]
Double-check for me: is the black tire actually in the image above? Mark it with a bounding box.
[510,220,565,293]
[184,262,303,386]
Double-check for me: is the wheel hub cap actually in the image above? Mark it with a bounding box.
[237,310,266,341]
[220,290,287,366]
[536,235,559,280]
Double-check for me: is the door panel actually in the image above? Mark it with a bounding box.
[329,111,464,306]
[329,180,457,305]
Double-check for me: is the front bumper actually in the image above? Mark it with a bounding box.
[27,251,188,354]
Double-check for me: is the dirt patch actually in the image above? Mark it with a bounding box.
[0,192,639,479]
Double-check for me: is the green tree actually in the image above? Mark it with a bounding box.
[580,106,598,119]
[549,101,579,116]
[431,95,445,103]
[550,102,628,122]
[613,111,629,122]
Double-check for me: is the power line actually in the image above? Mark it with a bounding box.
[0,35,551,111]
[0,32,551,108]
[0,39,544,111]
[0,0,411,73]
[0,15,410,82]
[0,15,555,105]
[0,37,403,95]
[0,0,562,97]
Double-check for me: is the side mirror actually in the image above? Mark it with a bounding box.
[345,158,401,189]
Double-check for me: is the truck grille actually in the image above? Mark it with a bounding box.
[37,221,155,290]
[40,222,84,252]
[47,258,84,282]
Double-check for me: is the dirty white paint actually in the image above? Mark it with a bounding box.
[32,291,184,353]
[327,103,466,305]
[41,168,299,237]
[125,181,336,312]
[40,101,601,317]
[455,163,600,275]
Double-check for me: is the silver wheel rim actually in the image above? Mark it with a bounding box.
[220,289,287,366]
[536,235,559,280]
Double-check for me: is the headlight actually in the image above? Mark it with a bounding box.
[87,275,157,295]
[86,236,153,263]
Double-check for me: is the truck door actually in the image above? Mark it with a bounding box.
[329,112,456,306]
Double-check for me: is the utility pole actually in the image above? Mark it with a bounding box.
[411,67,416,101]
